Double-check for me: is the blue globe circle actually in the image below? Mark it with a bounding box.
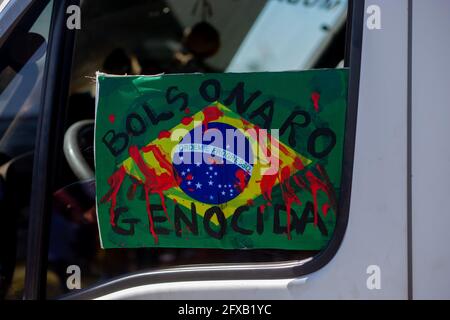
[172,122,253,205]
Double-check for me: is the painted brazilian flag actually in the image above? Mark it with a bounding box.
[95,70,348,250]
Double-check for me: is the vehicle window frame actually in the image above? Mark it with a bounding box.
[23,0,364,300]
[22,0,79,300]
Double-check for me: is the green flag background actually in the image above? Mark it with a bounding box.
[95,70,348,250]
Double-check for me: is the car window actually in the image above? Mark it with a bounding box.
[0,0,53,299]
[46,0,349,298]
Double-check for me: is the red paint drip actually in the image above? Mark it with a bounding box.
[127,181,139,200]
[280,166,301,240]
[241,118,251,130]
[316,164,338,212]
[141,144,176,176]
[202,105,223,129]
[157,192,169,222]
[259,204,266,214]
[260,173,278,201]
[108,114,115,124]
[249,126,271,158]
[278,143,290,156]
[293,175,307,190]
[235,169,247,192]
[293,157,305,171]
[181,116,193,125]
[142,188,157,243]
[311,92,320,112]
[186,173,193,180]
[158,130,171,139]
[141,144,180,224]
[305,170,331,225]
[129,145,179,243]
[184,107,191,114]
[247,199,254,206]
[129,146,158,243]
[101,166,126,227]
[322,203,330,217]
[259,161,303,240]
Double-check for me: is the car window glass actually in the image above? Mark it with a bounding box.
[0,0,53,299]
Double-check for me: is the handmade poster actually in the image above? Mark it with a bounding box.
[95,70,348,250]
